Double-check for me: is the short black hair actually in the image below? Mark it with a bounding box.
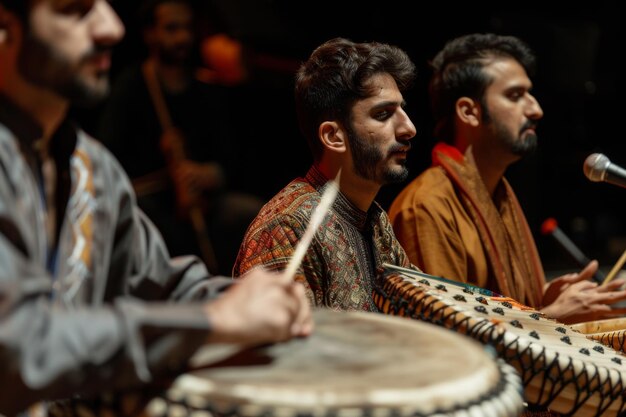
[295,37,416,162]
[429,33,536,143]
[0,0,29,21]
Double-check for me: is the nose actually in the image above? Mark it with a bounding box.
[90,0,125,47]
[525,92,544,121]
[397,107,417,141]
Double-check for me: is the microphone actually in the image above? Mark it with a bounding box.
[583,153,626,189]
[540,218,604,284]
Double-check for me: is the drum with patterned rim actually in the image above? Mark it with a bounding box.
[143,309,523,417]
[570,317,626,354]
[374,265,626,417]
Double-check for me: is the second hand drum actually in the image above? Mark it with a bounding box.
[145,309,523,417]
[375,264,626,417]
[571,317,626,354]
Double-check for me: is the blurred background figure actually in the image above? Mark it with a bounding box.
[98,0,263,275]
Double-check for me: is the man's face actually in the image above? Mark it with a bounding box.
[17,0,124,106]
[480,57,544,157]
[149,2,194,65]
[346,73,416,185]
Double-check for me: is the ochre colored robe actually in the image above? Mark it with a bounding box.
[389,143,545,308]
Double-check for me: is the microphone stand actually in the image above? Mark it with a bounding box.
[541,218,604,284]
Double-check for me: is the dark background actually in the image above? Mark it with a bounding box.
[80,0,624,276]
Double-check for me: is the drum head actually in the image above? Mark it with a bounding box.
[149,309,522,417]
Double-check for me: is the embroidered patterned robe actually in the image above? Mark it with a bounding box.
[234,165,412,311]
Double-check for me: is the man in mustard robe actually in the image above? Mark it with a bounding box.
[389,33,626,324]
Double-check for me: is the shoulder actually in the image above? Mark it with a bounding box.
[390,166,457,218]
[242,178,315,235]
[0,124,19,163]
[76,131,131,183]
[0,125,23,200]
[259,177,319,220]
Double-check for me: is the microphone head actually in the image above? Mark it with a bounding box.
[583,153,610,182]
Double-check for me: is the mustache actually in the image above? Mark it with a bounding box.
[81,45,113,62]
[519,120,538,134]
[389,139,412,153]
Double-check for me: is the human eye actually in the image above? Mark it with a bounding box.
[372,102,402,121]
[507,89,524,102]
[53,0,95,17]
[373,109,391,121]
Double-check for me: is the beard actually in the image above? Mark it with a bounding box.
[158,42,194,66]
[347,124,410,184]
[17,28,111,107]
[483,106,538,157]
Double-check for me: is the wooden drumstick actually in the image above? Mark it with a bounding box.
[602,247,626,285]
[284,171,340,280]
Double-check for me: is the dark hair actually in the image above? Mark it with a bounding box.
[139,0,191,29]
[429,33,536,143]
[295,37,415,162]
[0,0,28,21]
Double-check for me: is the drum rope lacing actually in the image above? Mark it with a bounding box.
[374,272,626,417]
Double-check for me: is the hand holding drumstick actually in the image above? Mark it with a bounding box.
[602,247,626,286]
[205,268,314,346]
[206,173,339,346]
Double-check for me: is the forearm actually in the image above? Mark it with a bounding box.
[0,298,210,415]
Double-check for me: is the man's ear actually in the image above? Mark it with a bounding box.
[0,5,18,46]
[455,97,481,127]
[0,6,9,45]
[319,121,347,153]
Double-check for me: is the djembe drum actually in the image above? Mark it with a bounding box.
[571,318,626,354]
[142,309,523,417]
[374,265,626,417]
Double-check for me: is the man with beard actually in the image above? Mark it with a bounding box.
[98,0,263,276]
[0,0,312,414]
[389,33,626,324]
[233,38,418,311]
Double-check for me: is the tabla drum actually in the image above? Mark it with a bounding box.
[570,318,626,353]
[143,309,523,417]
[374,265,626,417]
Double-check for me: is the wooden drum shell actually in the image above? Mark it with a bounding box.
[375,269,626,417]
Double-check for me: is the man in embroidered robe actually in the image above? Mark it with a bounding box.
[389,33,626,324]
[233,38,417,311]
[0,0,311,415]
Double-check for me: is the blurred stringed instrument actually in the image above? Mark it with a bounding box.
[141,60,219,274]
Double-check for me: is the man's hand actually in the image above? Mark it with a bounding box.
[176,160,224,192]
[541,260,626,324]
[204,268,313,345]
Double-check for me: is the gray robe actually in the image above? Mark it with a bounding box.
[0,99,230,415]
